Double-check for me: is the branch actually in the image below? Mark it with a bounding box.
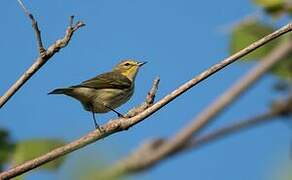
[0,1,85,108]
[102,113,277,178]
[133,38,292,167]
[95,36,292,178]
[17,0,45,54]
[100,97,292,179]
[125,77,160,118]
[0,23,291,179]
[179,96,292,154]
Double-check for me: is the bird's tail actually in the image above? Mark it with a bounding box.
[48,88,72,95]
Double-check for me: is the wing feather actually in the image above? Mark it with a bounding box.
[71,72,132,90]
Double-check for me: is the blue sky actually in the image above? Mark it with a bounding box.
[0,0,291,180]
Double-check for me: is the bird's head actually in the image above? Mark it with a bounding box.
[113,60,147,81]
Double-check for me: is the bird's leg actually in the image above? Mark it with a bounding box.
[104,105,125,118]
[90,105,102,131]
[91,111,99,129]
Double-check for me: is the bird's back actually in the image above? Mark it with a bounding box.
[50,71,134,113]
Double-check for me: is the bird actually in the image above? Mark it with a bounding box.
[48,60,147,130]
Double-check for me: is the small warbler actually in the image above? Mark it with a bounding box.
[48,60,147,129]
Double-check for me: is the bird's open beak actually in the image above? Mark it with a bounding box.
[138,61,147,67]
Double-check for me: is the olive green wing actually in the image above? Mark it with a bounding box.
[72,72,132,90]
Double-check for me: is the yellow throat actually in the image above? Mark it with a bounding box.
[113,60,146,81]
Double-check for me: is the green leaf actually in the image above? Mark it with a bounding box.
[230,20,291,79]
[12,139,66,171]
[270,36,292,79]
[229,20,279,61]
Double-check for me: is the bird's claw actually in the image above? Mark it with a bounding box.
[95,125,104,132]
[117,113,125,118]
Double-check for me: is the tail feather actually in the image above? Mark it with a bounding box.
[48,88,71,95]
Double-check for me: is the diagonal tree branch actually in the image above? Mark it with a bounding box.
[94,37,292,180]
[0,78,160,179]
[175,96,292,156]
[100,97,292,179]
[0,1,85,108]
[186,99,292,151]
[0,23,291,179]
[103,114,277,179]
[133,37,292,167]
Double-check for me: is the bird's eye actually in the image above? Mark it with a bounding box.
[124,63,130,66]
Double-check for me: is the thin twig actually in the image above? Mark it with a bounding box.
[125,77,160,118]
[17,0,45,55]
[0,3,85,108]
[0,23,291,179]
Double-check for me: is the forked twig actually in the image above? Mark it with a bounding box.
[0,1,85,108]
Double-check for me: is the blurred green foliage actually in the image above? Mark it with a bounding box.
[254,0,292,17]
[0,128,14,171]
[230,20,278,60]
[230,19,292,79]
[0,130,67,179]
[12,139,66,170]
